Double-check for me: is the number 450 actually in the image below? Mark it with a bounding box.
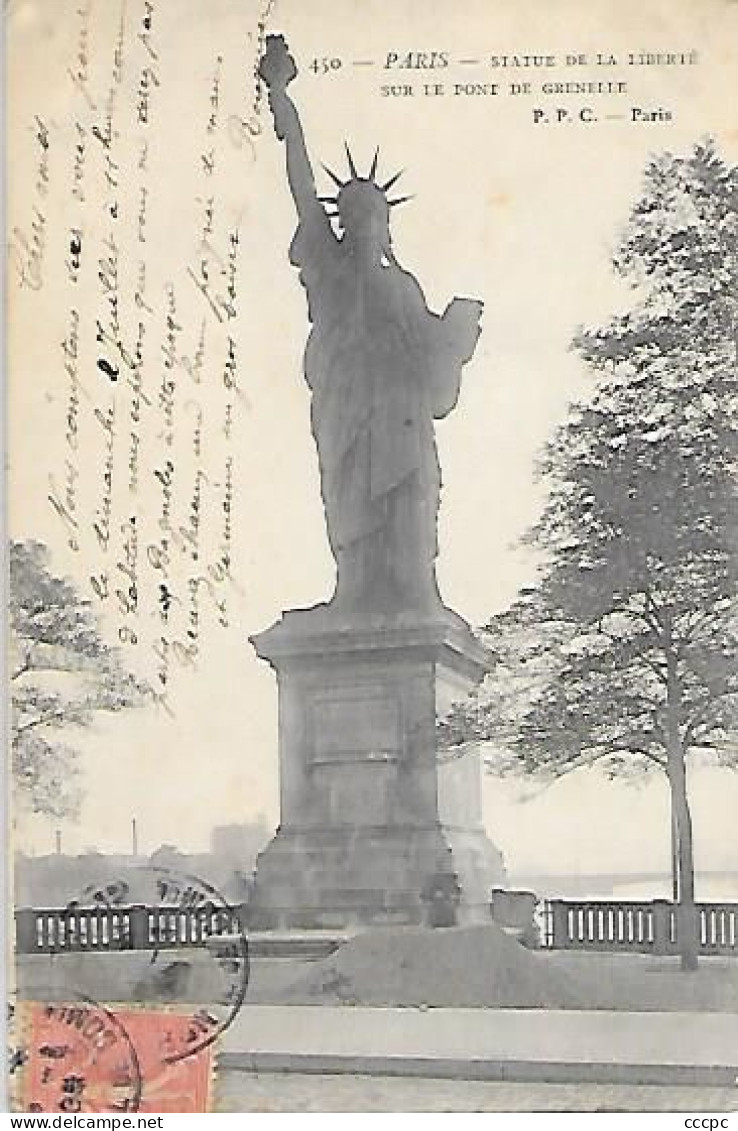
[310,57,342,74]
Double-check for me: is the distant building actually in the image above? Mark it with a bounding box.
[210,819,270,862]
[15,820,273,908]
[14,852,142,907]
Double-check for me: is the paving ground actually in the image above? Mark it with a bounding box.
[218,1004,738,1089]
[221,1004,736,1072]
[214,1073,738,1112]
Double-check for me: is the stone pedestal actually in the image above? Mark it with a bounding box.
[249,604,506,929]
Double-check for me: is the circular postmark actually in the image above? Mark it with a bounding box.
[61,864,249,1066]
[11,989,142,1113]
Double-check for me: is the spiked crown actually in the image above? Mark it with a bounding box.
[320,145,412,227]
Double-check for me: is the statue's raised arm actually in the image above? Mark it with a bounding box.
[259,36,321,222]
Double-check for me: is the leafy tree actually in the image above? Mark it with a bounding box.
[442,142,738,970]
[9,540,149,820]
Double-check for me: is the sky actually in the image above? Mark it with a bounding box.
[8,0,738,886]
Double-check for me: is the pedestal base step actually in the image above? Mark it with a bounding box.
[249,824,505,930]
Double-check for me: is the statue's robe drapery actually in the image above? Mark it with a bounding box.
[290,206,467,607]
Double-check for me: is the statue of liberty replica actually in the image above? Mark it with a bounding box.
[250,35,505,929]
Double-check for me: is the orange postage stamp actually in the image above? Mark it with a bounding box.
[17,1002,214,1114]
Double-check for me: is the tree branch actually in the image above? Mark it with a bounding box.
[608,743,666,768]
[10,659,32,682]
[14,707,87,736]
[641,590,673,641]
[675,609,714,647]
[637,652,669,686]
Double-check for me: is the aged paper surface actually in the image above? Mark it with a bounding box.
[7,0,738,1113]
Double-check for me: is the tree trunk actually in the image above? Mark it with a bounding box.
[667,756,699,970]
[670,812,680,902]
[665,645,699,971]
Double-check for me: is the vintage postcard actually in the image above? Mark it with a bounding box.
[6,0,738,1114]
